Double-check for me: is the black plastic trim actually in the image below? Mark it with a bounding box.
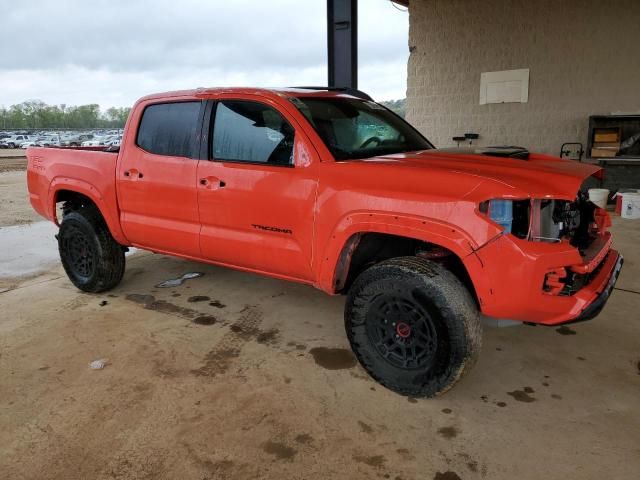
[291,86,372,101]
[559,253,624,325]
[199,100,215,161]
[211,159,294,169]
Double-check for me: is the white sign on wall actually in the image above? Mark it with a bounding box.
[479,69,529,105]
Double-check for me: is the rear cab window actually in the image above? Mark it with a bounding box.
[136,101,201,158]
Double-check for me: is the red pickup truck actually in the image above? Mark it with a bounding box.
[27,87,623,397]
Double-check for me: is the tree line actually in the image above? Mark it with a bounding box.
[1,98,406,130]
[0,100,131,130]
[380,99,406,118]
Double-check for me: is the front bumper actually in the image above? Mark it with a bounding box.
[564,253,623,324]
[466,233,624,325]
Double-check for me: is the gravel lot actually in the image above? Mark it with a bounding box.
[0,149,28,173]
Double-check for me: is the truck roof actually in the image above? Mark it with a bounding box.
[137,86,372,103]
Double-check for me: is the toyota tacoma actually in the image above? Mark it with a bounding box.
[26,87,623,397]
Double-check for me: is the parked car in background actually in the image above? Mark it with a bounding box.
[61,133,94,147]
[0,130,124,148]
[60,136,81,147]
[1,134,33,148]
[81,137,105,147]
[105,137,121,147]
[81,135,115,147]
[20,135,53,148]
[36,136,62,147]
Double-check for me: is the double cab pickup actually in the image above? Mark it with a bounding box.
[27,87,623,396]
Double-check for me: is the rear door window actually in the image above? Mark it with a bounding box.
[211,101,295,166]
[136,101,201,158]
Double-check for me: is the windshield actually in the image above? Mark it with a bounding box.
[290,97,433,160]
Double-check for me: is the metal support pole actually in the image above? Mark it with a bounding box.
[327,0,358,89]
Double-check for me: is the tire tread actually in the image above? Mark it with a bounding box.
[345,256,481,397]
[58,205,125,293]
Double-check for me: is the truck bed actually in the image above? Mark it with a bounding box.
[26,146,121,231]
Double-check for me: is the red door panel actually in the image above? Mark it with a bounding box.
[117,148,200,256]
[197,157,317,281]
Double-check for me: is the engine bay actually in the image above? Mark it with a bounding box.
[511,190,601,253]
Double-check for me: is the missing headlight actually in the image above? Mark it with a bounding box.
[528,193,597,248]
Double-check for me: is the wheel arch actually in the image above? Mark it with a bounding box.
[317,213,481,303]
[50,181,129,245]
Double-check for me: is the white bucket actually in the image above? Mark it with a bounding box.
[621,192,640,219]
[588,188,610,209]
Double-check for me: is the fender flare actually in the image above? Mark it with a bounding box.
[316,211,478,293]
[48,177,129,245]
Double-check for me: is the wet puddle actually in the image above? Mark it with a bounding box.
[0,221,138,279]
[437,426,459,439]
[125,293,199,319]
[187,295,210,303]
[193,315,217,326]
[556,326,577,335]
[309,347,357,370]
[262,440,297,461]
[434,472,462,480]
[507,387,536,403]
[0,222,58,278]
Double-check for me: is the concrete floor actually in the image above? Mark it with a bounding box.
[1,162,639,479]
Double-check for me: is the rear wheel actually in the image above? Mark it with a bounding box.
[345,256,481,397]
[58,205,125,293]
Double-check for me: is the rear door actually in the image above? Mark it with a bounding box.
[197,98,318,281]
[117,100,203,257]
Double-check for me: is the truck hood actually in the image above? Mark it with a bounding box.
[362,148,602,201]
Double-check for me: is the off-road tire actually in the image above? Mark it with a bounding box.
[58,205,125,293]
[345,256,481,397]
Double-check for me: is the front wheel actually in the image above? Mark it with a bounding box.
[345,257,481,398]
[58,206,125,293]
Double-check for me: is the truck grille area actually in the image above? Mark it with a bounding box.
[554,191,598,251]
[516,190,599,252]
[556,252,610,296]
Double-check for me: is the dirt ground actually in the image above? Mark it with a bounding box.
[0,170,42,226]
[0,149,28,173]
[0,152,40,227]
[1,167,639,480]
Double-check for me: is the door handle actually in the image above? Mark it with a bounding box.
[124,169,143,179]
[199,177,225,189]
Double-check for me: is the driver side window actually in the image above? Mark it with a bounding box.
[211,100,295,166]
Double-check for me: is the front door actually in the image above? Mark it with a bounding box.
[197,99,317,281]
[117,100,203,257]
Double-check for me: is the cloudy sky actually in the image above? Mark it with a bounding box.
[0,0,409,109]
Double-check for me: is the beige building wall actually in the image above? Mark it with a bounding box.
[405,0,640,155]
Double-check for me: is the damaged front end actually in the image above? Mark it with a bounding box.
[471,174,623,325]
[510,191,608,249]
